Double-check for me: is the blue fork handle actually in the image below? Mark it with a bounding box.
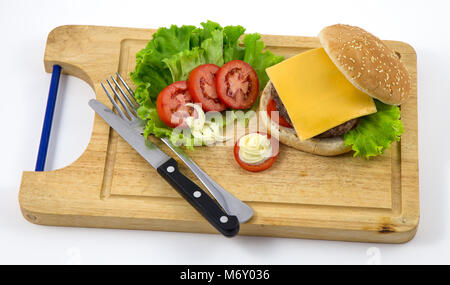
[35,65,62,171]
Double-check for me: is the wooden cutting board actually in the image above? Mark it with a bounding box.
[19,25,419,243]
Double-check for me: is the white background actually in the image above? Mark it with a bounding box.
[1,0,449,265]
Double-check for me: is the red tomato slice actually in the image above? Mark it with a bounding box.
[215,60,259,109]
[267,98,293,128]
[156,81,194,128]
[233,133,279,172]
[187,64,226,112]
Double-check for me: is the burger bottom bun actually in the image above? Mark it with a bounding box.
[259,81,352,156]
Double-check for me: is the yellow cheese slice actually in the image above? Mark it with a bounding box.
[266,48,376,140]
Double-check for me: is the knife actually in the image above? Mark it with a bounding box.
[89,99,240,237]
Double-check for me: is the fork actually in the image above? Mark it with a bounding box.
[100,73,254,224]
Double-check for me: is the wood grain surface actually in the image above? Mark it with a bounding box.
[19,25,419,243]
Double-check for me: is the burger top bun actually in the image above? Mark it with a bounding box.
[319,24,411,105]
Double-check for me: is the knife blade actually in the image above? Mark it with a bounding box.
[89,99,240,237]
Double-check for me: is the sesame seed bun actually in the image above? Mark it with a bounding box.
[259,81,352,156]
[319,24,411,105]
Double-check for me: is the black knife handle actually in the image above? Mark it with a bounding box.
[157,158,240,237]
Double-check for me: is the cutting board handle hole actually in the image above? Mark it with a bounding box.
[43,75,95,171]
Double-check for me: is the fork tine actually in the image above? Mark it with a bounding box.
[116,72,138,104]
[101,82,127,120]
[106,79,135,120]
[110,76,137,113]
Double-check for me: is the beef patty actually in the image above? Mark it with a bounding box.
[271,85,293,126]
[270,84,358,138]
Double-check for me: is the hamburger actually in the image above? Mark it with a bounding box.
[260,24,411,157]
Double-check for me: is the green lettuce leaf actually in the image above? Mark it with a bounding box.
[130,24,197,102]
[191,21,225,66]
[161,21,226,82]
[130,21,284,149]
[242,33,284,90]
[138,104,172,139]
[344,100,404,159]
[163,47,206,82]
[201,28,224,66]
[223,25,246,62]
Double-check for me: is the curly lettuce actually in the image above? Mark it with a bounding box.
[130,21,284,148]
[223,25,246,63]
[344,100,404,159]
[243,33,284,91]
